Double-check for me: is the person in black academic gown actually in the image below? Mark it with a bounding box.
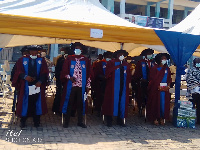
[12,45,49,128]
[102,50,131,127]
[52,46,73,115]
[11,46,29,112]
[93,51,113,116]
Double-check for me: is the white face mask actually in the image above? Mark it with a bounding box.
[106,58,111,62]
[30,55,37,59]
[147,54,152,60]
[74,49,82,55]
[196,63,200,68]
[41,52,46,57]
[60,51,65,55]
[161,59,167,65]
[119,55,125,61]
[127,60,132,63]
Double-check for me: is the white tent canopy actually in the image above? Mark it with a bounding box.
[0,0,143,27]
[0,0,163,56]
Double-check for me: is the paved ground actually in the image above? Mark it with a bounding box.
[0,86,200,150]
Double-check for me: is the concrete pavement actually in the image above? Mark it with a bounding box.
[0,86,200,150]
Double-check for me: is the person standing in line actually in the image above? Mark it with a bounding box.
[186,58,200,124]
[11,46,29,113]
[52,47,72,115]
[147,53,171,125]
[12,45,49,128]
[93,51,113,116]
[102,50,131,127]
[60,42,91,128]
[133,48,155,116]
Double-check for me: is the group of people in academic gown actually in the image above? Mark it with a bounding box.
[12,45,49,128]
[132,49,172,125]
[12,42,172,129]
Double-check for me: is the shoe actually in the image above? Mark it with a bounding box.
[138,109,143,117]
[77,123,87,128]
[71,113,76,117]
[63,124,68,128]
[117,119,126,127]
[107,123,112,127]
[20,122,26,129]
[34,122,40,128]
[97,111,101,117]
[120,123,127,127]
[56,112,62,117]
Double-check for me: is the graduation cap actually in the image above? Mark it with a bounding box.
[140,48,154,56]
[70,42,87,54]
[113,50,129,58]
[155,53,170,64]
[103,51,113,57]
[27,45,43,51]
[20,46,28,53]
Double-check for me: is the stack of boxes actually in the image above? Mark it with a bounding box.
[174,100,196,128]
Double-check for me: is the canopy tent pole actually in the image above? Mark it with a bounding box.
[120,0,126,18]
[120,43,124,50]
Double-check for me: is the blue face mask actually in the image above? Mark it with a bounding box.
[74,49,82,55]
[61,51,65,55]
[106,58,111,61]
[147,54,152,60]
[30,55,37,59]
[161,59,167,65]
[196,63,200,67]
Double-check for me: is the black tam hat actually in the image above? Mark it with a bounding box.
[70,42,87,54]
[155,53,170,64]
[27,45,43,51]
[20,46,28,53]
[140,48,154,56]
[103,51,113,57]
[113,50,129,58]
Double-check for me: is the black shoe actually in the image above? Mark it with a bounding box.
[97,111,101,117]
[138,109,143,117]
[55,112,62,117]
[20,122,26,129]
[77,123,87,128]
[34,122,40,128]
[63,123,68,128]
[107,123,112,127]
[120,123,127,127]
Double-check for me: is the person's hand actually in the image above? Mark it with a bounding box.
[69,77,76,83]
[35,82,41,88]
[159,86,169,91]
[86,88,90,94]
[25,76,35,82]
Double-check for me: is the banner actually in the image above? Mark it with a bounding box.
[132,15,163,29]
